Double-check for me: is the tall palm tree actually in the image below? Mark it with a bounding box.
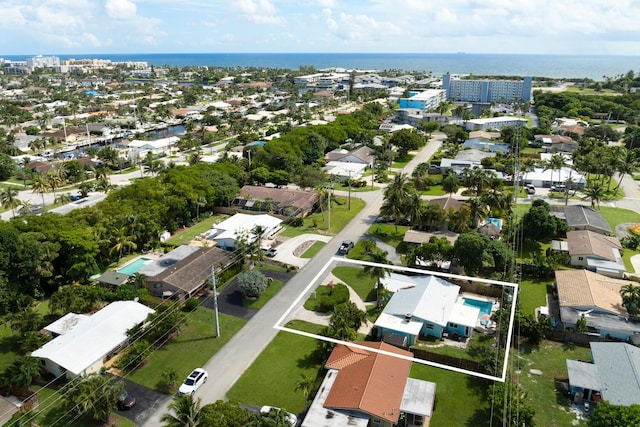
[295,374,317,403]
[46,171,63,201]
[0,187,20,218]
[364,250,392,308]
[383,173,414,232]
[613,149,639,195]
[582,181,605,209]
[161,394,203,427]
[110,227,138,262]
[441,173,460,199]
[544,153,566,188]
[467,197,488,228]
[31,175,49,207]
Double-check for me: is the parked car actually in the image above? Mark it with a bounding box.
[525,184,535,195]
[261,247,277,257]
[337,240,354,255]
[375,215,395,223]
[178,368,208,395]
[260,406,298,426]
[550,184,566,192]
[117,390,136,410]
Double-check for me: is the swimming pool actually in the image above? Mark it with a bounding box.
[462,297,494,318]
[118,257,152,276]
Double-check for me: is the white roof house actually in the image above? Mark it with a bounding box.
[212,213,283,250]
[324,161,367,181]
[32,301,155,378]
[524,167,585,188]
[127,136,179,159]
[375,274,481,345]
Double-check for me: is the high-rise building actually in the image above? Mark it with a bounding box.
[442,73,532,103]
[26,55,60,68]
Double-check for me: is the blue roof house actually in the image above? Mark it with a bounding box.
[374,274,480,346]
[566,342,640,410]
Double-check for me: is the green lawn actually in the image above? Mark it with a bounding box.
[244,279,284,309]
[410,363,491,427]
[300,241,326,258]
[0,321,20,373]
[417,186,448,196]
[391,155,415,169]
[368,224,409,248]
[598,206,640,233]
[518,340,591,427]
[622,248,640,273]
[331,182,378,192]
[278,225,310,238]
[302,196,365,234]
[164,214,226,246]
[125,308,246,391]
[518,278,553,316]
[332,266,376,302]
[227,322,325,414]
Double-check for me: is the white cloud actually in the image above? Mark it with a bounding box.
[232,0,285,25]
[105,0,137,18]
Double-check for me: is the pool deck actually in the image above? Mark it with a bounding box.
[117,253,161,275]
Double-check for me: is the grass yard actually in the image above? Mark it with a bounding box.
[300,241,326,258]
[598,206,640,232]
[164,214,226,246]
[227,321,325,415]
[417,186,447,196]
[125,308,246,391]
[368,223,409,248]
[410,363,491,427]
[518,278,553,316]
[517,340,591,427]
[391,155,415,169]
[0,321,20,373]
[302,196,365,234]
[278,225,311,238]
[332,266,376,302]
[622,248,640,273]
[244,279,284,309]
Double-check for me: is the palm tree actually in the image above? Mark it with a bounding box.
[544,153,566,188]
[295,374,317,403]
[441,173,460,199]
[110,227,138,262]
[621,284,640,317]
[382,173,414,232]
[364,250,392,308]
[613,149,639,195]
[31,174,48,206]
[466,196,488,228]
[46,171,63,201]
[582,181,605,209]
[161,394,203,427]
[0,187,20,218]
[4,356,42,389]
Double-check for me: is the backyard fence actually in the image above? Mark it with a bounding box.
[410,348,483,372]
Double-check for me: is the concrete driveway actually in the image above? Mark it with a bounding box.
[272,234,332,268]
[113,377,171,425]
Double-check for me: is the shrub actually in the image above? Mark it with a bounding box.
[237,270,268,298]
[288,217,303,227]
[184,297,200,311]
[115,340,151,372]
[316,283,349,312]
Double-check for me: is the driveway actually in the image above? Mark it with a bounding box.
[113,377,170,425]
[272,234,333,268]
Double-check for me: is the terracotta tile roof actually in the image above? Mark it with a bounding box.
[555,270,628,316]
[566,230,621,261]
[323,342,413,424]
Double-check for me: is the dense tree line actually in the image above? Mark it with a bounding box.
[534,90,640,124]
[0,161,240,316]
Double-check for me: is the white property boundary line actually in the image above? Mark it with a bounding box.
[274,257,518,382]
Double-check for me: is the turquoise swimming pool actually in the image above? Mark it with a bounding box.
[118,257,151,276]
[463,297,494,318]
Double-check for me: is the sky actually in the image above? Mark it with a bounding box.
[1,0,640,56]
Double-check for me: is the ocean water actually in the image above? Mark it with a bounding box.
[4,53,640,80]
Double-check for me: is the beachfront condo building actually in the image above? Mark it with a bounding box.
[442,73,533,103]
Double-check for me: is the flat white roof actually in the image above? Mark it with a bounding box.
[213,213,282,242]
[43,312,88,336]
[32,301,155,375]
[374,313,423,335]
[448,303,480,328]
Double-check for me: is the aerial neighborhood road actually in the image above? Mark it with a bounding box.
[139,135,445,426]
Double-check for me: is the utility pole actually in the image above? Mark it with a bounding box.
[326,185,333,230]
[347,169,352,210]
[211,266,220,337]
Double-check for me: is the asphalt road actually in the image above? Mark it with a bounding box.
[140,135,445,426]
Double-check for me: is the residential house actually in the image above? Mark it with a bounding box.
[551,205,611,236]
[138,246,233,299]
[126,136,179,159]
[524,167,585,189]
[231,185,318,217]
[461,138,510,153]
[302,342,436,427]
[439,149,496,174]
[324,145,374,167]
[566,342,640,408]
[211,213,282,250]
[31,301,155,378]
[555,270,640,340]
[375,274,483,345]
[564,230,624,277]
[428,197,466,213]
[324,161,368,182]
